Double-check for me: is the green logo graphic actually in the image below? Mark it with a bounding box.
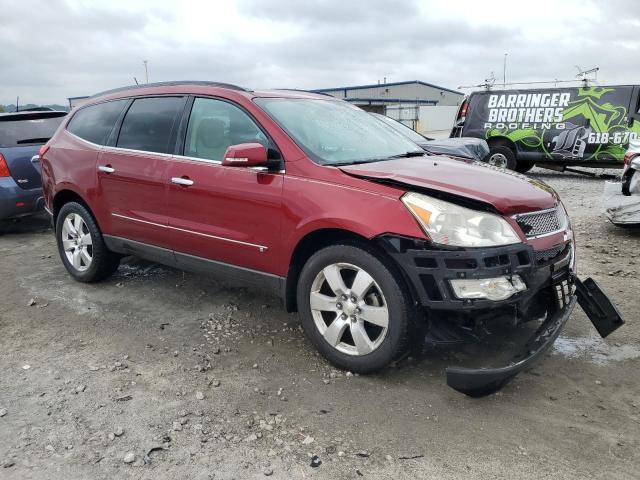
[485,87,640,162]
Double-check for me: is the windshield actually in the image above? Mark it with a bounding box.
[371,113,427,143]
[255,98,423,165]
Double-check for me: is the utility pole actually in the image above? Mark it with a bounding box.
[143,60,149,84]
[503,53,508,87]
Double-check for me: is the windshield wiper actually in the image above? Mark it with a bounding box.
[331,151,425,167]
[386,151,425,159]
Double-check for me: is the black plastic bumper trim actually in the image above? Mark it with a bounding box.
[445,296,577,397]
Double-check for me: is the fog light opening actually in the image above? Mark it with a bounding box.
[450,275,527,301]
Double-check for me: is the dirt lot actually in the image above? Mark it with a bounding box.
[1,169,639,480]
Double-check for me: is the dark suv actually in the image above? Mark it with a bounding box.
[41,81,622,396]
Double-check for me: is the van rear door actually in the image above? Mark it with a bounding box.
[576,86,635,164]
[628,86,640,131]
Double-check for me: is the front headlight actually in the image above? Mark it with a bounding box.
[402,192,521,247]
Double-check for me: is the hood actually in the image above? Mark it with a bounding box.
[418,137,489,162]
[339,157,558,216]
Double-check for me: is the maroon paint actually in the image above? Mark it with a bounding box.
[41,84,568,279]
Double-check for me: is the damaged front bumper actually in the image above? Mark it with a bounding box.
[446,295,577,397]
[377,235,624,397]
[447,277,624,396]
[603,180,640,225]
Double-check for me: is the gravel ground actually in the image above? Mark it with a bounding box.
[0,168,639,479]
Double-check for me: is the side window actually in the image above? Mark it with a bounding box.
[117,97,184,154]
[67,100,128,145]
[184,97,267,161]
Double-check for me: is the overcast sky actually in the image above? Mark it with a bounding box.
[1,0,639,105]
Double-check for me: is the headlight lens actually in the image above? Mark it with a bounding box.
[402,192,521,247]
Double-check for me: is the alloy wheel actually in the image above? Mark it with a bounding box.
[61,213,93,272]
[309,262,389,356]
[487,153,508,168]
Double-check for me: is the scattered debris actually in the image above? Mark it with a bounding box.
[302,435,314,445]
[398,454,424,460]
[114,394,132,402]
[114,427,124,437]
[22,365,31,370]
[123,452,135,464]
[27,298,36,306]
[144,445,165,464]
[310,455,322,468]
[356,451,370,458]
[263,467,274,476]
[0,408,6,417]
[195,391,205,400]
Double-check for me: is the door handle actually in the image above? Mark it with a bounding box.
[98,165,115,173]
[171,177,194,186]
[30,155,40,164]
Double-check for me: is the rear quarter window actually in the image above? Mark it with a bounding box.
[67,99,128,145]
[0,114,66,147]
[116,97,184,154]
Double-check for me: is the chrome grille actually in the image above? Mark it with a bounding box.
[515,208,561,238]
[534,244,567,264]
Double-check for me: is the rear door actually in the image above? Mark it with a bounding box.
[0,112,66,189]
[574,86,635,163]
[165,96,284,274]
[96,96,186,248]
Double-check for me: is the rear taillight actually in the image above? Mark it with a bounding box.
[39,144,50,157]
[457,100,468,120]
[624,151,637,166]
[0,154,10,177]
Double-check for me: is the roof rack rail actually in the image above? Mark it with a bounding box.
[90,81,249,99]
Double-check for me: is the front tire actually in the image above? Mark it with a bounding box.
[296,243,413,374]
[56,202,119,282]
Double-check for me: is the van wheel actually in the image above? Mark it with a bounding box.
[55,202,120,282]
[486,145,516,170]
[515,160,535,174]
[296,243,413,374]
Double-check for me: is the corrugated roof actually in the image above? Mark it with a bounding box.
[312,80,462,96]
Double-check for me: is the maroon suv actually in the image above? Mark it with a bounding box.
[41,81,622,396]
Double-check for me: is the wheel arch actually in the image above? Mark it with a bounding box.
[52,189,97,232]
[486,136,517,155]
[284,228,417,313]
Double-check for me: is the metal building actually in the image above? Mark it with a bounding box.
[312,80,464,136]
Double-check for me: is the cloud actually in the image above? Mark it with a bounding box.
[0,0,638,105]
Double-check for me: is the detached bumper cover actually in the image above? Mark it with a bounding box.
[603,180,640,225]
[446,277,624,397]
[446,296,576,397]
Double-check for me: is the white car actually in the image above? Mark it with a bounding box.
[603,139,640,226]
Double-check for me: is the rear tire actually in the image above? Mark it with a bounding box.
[55,202,119,282]
[296,243,413,374]
[485,145,516,170]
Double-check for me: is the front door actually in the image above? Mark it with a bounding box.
[165,97,284,275]
[96,96,186,248]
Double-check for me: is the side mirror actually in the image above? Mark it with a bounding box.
[221,143,268,167]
